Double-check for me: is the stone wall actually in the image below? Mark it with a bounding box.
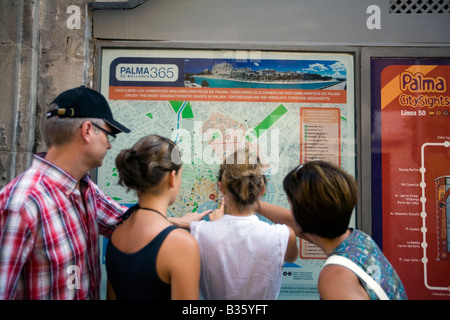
[0,0,145,188]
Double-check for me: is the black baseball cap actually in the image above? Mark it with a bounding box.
[47,86,130,134]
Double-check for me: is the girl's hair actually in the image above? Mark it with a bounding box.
[218,149,266,212]
[115,134,181,195]
[283,160,357,239]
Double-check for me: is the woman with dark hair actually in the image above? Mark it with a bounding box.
[105,134,205,300]
[258,160,407,300]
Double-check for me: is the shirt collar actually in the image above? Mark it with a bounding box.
[222,214,259,221]
[33,153,90,195]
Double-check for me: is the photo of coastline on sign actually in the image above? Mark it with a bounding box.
[183,58,347,90]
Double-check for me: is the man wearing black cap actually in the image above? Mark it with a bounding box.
[0,86,132,300]
[0,86,210,300]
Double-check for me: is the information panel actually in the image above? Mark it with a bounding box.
[371,58,450,300]
[99,49,355,299]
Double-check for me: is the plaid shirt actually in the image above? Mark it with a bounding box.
[0,154,124,300]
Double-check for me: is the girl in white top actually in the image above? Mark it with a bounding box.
[191,149,298,300]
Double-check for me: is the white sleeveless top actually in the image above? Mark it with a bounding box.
[191,214,289,300]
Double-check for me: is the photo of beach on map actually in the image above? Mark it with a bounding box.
[183,58,347,91]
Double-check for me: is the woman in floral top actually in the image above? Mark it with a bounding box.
[258,160,407,300]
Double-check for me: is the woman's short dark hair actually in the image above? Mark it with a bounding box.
[283,160,357,239]
[115,134,182,195]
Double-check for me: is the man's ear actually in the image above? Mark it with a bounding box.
[79,121,93,143]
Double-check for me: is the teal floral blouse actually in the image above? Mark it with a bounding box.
[329,229,408,300]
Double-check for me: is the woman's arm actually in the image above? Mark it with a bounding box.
[257,201,302,237]
[161,229,201,300]
[284,226,299,262]
[168,209,212,229]
[106,279,117,300]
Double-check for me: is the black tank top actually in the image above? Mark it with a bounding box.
[106,225,178,300]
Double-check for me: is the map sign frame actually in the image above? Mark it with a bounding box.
[98,48,356,300]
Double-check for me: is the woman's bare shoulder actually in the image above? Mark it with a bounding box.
[318,264,370,300]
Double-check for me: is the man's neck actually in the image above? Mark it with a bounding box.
[45,145,89,182]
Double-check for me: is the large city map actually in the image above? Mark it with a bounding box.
[99,99,352,219]
[98,49,355,299]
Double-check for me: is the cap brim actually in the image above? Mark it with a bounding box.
[104,119,131,134]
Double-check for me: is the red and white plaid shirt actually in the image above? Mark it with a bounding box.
[0,154,125,299]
